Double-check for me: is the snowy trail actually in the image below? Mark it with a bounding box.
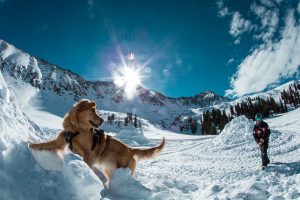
[131,110,300,200]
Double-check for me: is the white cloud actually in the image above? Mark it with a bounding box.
[234,38,241,45]
[250,3,279,42]
[163,69,170,77]
[259,0,275,7]
[226,10,300,97]
[250,2,266,16]
[227,58,234,65]
[216,0,230,18]
[229,12,253,37]
[216,0,223,9]
[219,7,229,17]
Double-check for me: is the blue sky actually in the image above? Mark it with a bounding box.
[0,0,299,98]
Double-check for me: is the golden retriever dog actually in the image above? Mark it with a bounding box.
[29,99,165,187]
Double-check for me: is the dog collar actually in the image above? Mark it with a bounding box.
[63,131,80,151]
[91,128,104,150]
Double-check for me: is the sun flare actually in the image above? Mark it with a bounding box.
[114,66,142,99]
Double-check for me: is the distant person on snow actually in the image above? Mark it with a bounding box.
[253,113,271,167]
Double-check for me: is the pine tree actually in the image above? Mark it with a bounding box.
[124,116,128,126]
[219,110,228,131]
[280,100,285,113]
[134,115,138,128]
[210,122,217,135]
[230,106,235,116]
[111,113,115,121]
[201,114,206,135]
[191,119,197,134]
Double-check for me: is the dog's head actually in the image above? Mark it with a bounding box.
[63,99,104,131]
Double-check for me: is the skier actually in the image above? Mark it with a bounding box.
[253,113,271,169]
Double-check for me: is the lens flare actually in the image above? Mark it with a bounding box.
[113,66,142,99]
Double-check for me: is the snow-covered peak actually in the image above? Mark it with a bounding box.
[233,79,300,103]
[0,39,228,125]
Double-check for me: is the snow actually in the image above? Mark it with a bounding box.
[1,39,300,199]
[2,65,300,199]
[108,168,152,199]
[213,116,254,146]
[21,105,300,199]
[0,71,103,199]
[0,72,36,148]
[63,155,103,200]
[0,40,18,60]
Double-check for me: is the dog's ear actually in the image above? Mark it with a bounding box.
[63,102,81,131]
[63,110,78,131]
[76,99,90,112]
[69,109,78,127]
[63,99,95,131]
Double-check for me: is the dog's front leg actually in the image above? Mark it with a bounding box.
[29,133,67,152]
[83,152,94,167]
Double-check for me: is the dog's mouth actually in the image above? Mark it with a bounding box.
[89,120,100,129]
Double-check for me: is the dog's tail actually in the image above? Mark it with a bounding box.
[132,137,165,161]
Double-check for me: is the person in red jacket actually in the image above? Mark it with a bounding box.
[253,113,271,167]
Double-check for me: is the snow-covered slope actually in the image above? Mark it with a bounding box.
[0,39,228,127]
[1,38,300,199]
[232,79,300,103]
[2,63,300,199]
[189,79,300,120]
[0,71,103,200]
[135,109,300,199]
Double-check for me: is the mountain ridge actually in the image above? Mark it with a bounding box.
[0,39,228,117]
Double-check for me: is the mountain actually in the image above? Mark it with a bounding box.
[0,39,228,125]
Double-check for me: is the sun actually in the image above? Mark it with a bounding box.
[114,66,142,99]
[123,67,141,87]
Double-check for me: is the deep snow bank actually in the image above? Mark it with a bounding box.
[0,71,103,200]
[0,72,39,149]
[213,116,254,146]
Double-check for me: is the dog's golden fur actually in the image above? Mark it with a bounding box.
[29,99,165,186]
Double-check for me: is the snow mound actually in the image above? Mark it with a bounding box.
[0,143,75,200]
[114,128,150,147]
[213,116,254,146]
[63,155,103,200]
[0,71,104,200]
[29,148,64,171]
[0,71,39,149]
[109,168,152,199]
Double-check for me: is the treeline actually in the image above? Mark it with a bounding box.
[124,112,141,128]
[201,109,230,135]
[179,116,198,134]
[281,83,300,108]
[106,112,142,128]
[201,82,300,135]
[230,96,287,120]
[201,96,287,135]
